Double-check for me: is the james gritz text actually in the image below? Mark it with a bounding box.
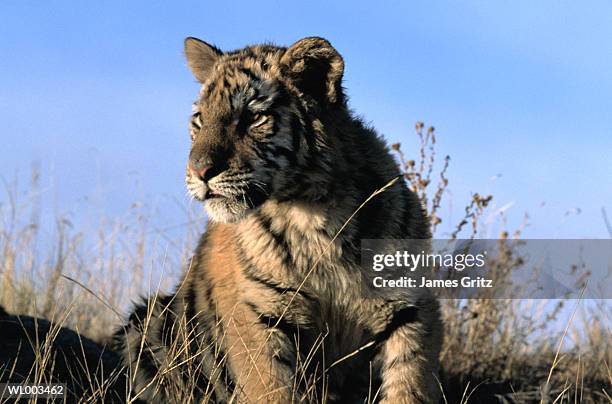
[372,276,493,288]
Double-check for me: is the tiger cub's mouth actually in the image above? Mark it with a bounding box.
[204,189,223,199]
[186,167,272,223]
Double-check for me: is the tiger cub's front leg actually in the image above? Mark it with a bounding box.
[223,300,299,403]
[373,299,443,404]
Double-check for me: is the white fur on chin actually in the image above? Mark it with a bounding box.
[204,199,249,224]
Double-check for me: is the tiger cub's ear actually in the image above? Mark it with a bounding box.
[184,37,223,83]
[280,37,345,106]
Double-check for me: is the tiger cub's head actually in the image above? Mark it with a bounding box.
[184,36,345,223]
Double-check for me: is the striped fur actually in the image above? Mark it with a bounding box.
[114,37,442,403]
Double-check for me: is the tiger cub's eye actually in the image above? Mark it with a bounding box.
[250,114,268,128]
[190,113,202,141]
[193,112,202,127]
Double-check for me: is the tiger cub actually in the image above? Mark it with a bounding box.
[115,36,442,404]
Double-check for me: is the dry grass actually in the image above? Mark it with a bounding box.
[0,123,610,403]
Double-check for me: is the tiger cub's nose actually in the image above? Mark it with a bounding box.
[189,163,214,182]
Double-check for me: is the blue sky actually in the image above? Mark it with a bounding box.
[1,1,611,238]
